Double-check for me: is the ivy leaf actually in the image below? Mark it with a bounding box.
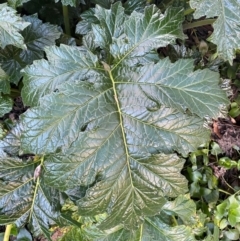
[0,95,12,117]
[162,195,196,225]
[190,0,240,64]
[140,217,196,241]
[20,3,228,230]
[0,158,69,239]
[0,3,30,49]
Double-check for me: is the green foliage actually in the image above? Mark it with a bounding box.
[0,3,30,49]
[190,0,240,64]
[215,195,240,240]
[0,0,239,240]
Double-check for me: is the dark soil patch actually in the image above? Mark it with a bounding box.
[1,96,28,122]
[212,117,240,157]
[211,117,240,192]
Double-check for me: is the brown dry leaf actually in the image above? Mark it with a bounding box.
[213,120,221,138]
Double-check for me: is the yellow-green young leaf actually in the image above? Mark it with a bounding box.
[190,0,240,64]
[19,2,228,230]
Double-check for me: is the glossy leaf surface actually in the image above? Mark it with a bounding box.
[0,3,30,49]
[19,3,228,230]
[0,157,69,239]
[190,0,240,64]
[0,15,61,84]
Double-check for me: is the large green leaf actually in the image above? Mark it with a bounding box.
[0,3,30,49]
[0,15,61,85]
[190,0,240,64]
[0,157,70,239]
[19,3,228,231]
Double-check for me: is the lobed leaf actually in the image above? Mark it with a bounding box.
[190,0,240,64]
[0,3,30,49]
[0,157,70,239]
[20,14,62,64]
[21,45,100,106]
[0,15,61,84]
[19,3,229,230]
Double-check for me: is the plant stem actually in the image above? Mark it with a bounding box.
[184,8,195,16]
[62,5,71,36]
[219,189,232,196]
[183,19,216,30]
[3,224,12,241]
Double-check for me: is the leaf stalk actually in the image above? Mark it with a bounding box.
[3,224,12,241]
[62,5,71,36]
[183,19,216,30]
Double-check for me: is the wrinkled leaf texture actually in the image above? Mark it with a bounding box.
[190,0,240,64]
[0,3,30,49]
[0,14,61,85]
[19,2,229,230]
[0,158,63,238]
[61,196,197,241]
[76,0,146,35]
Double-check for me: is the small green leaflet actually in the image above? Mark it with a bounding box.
[0,3,30,49]
[0,67,10,94]
[0,95,12,117]
[190,0,240,64]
